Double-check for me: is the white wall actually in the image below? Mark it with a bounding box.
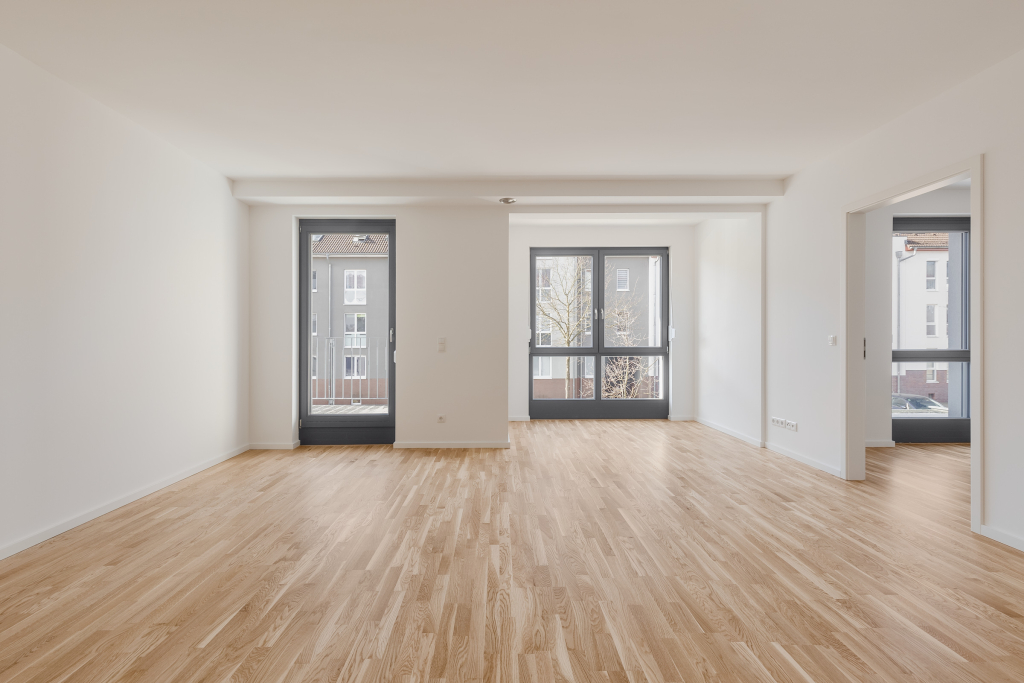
[0,44,249,559]
[508,221,698,421]
[249,205,509,448]
[766,46,1024,549]
[864,187,970,446]
[696,218,764,445]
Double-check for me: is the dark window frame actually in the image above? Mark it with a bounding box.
[529,247,670,419]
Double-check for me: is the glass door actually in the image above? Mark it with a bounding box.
[299,219,395,444]
[529,247,669,419]
[891,217,970,442]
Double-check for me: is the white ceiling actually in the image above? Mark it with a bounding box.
[2,0,1023,180]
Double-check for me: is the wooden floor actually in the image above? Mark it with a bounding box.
[2,422,1023,683]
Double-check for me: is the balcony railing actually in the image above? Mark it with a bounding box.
[311,336,389,414]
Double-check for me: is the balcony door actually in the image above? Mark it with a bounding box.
[529,247,669,419]
[299,219,395,444]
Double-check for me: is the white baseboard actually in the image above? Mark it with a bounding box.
[979,524,1024,554]
[668,415,695,422]
[250,441,300,450]
[508,416,531,422]
[695,417,764,447]
[764,442,843,477]
[0,444,251,562]
[866,440,896,448]
[394,440,511,449]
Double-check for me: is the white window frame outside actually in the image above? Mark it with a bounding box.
[344,355,367,379]
[345,269,367,305]
[311,354,317,379]
[537,263,552,303]
[926,304,937,336]
[536,315,552,347]
[926,261,936,290]
[344,313,367,348]
[617,269,629,291]
[533,356,552,379]
[583,356,594,379]
[312,313,317,336]
[925,362,937,383]
[312,269,317,292]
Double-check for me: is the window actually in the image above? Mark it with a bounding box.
[926,261,936,290]
[537,264,552,303]
[537,315,552,347]
[345,356,366,378]
[312,313,317,336]
[345,270,366,305]
[926,304,936,336]
[311,355,317,379]
[926,362,937,382]
[945,261,949,289]
[533,356,552,378]
[312,270,317,292]
[617,269,629,291]
[584,356,594,378]
[345,313,367,348]
[584,268,592,292]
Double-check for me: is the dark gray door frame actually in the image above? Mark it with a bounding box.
[299,219,396,444]
[529,247,670,420]
[891,217,970,443]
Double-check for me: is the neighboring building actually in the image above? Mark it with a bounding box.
[309,234,390,412]
[891,232,965,412]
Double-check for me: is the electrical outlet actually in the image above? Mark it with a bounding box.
[771,417,784,427]
[786,420,797,432]
[437,415,446,423]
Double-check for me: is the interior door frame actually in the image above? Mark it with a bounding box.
[839,155,984,534]
[529,246,670,419]
[298,218,396,444]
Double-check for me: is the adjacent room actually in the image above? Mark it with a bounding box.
[2,1,1024,681]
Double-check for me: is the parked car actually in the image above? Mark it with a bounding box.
[892,393,948,416]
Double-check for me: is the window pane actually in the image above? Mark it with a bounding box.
[602,356,664,399]
[532,356,595,399]
[892,361,969,418]
[603,255,663,348]
[893,232,966,350]
[534,255,593,348]
[310,233,389,415]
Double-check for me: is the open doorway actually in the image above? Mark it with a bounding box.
[841,157,982,531]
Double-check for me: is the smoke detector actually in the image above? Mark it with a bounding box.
[498,197,517,204]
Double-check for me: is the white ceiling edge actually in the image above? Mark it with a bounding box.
[231,177,785,206]
[509,208,764,229]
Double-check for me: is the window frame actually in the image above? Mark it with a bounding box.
[925,260,936,291]
[312,269,317,293]
[344,269,367,305]
[529,247,669,419]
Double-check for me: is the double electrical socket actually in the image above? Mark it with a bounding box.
[771,416,798,432]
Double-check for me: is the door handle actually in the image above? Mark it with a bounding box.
[593,308,597,320]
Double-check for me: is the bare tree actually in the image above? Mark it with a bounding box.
[601,262,659,399]
[535,256,593,398]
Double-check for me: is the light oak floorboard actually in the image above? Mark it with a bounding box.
[1,421,1022,682]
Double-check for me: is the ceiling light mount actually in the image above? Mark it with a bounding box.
[498,197,517,204]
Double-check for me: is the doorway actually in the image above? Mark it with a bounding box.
[299,219,396,444]
[529,247,669,419]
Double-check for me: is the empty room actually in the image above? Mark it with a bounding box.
[3,1,1024,681]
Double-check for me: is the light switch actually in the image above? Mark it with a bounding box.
[437,337,446,352]
[827,335,837,346]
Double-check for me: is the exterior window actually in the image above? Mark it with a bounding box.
[537,315,552,347]
[925,362,936,383]
[584,268,592,292]
[945,261,949,289]
[926,304,936,336]
[584,356,594,378]
[344,356,366,378]
[312,313,317,336]
[345,270,366,305]
[344,313,367,348]
[537,265,552,303]
[617,269,629,291]
[312,270,317,292]
[926,261,936,290]
[311,355,317,379]
[533,356,552,378]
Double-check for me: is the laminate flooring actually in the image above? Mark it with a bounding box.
[1,421,1023,682]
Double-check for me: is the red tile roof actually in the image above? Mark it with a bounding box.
[312,233,389,255]
[896,232,948,250]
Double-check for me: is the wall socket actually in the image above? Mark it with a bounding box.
[437,415,446,423]
[771,416,798,431]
